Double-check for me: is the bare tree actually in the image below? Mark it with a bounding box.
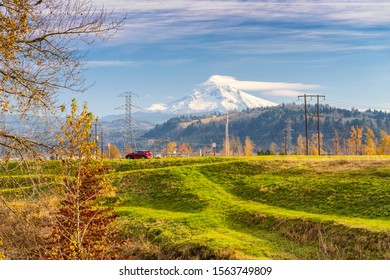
[0,0,124,259]
[0,0,124,155]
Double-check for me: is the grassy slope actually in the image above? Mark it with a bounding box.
[109,156,390,260]
[1,156,390,259]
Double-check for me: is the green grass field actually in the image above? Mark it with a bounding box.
[107,156,390,259]
[2,156,390,259]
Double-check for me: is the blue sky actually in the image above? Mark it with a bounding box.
[67,0,390,117]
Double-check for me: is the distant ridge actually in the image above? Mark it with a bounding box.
[142,104,390,152]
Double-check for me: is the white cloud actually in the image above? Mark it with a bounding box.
[204,75,321,96]
[93,0,390,26]
[264,90,314,97]
[90,0,390,55]
[86,60,135,68]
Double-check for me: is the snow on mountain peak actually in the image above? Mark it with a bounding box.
[145,103,167,112]
[145,76,278,114]
[203,75,237,87]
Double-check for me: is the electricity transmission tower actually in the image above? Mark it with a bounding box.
[298,94,326,155]
[116,92,142,153]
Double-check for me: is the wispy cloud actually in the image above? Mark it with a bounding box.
[204,75,321,96]
[86,60,135,68]
[95,0,390,26]
[94,1,390,21]
[92,0,390,55]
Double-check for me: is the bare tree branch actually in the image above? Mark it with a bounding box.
[0,0,125,153]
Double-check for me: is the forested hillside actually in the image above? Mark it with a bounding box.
[143,104,390,155]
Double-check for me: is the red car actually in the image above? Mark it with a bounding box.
[125,150,153,159]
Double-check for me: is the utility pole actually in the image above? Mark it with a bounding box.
[298,94,309,155]
[153,139,157,158]
[317,95,321,155]
[298,94,325,155]
[333,129,340,155]
[164,139,169,158]
[94,119,98,144]
[284,119,293,155]
[94,119,100,158]
[225,112,229,157]
[100,126,104,158]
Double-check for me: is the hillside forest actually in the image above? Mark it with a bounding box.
[142,104,390,156]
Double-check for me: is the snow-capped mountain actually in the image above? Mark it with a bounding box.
[145,78,277,114]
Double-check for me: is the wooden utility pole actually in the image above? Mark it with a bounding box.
[284,119,292,155]
[298,94,309,155]
[153,139,157,158]
[164,140,169,158]
[100,126,104,158]
[317,95,321,155]
[225,112,229,157]
[298,94,325,155]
